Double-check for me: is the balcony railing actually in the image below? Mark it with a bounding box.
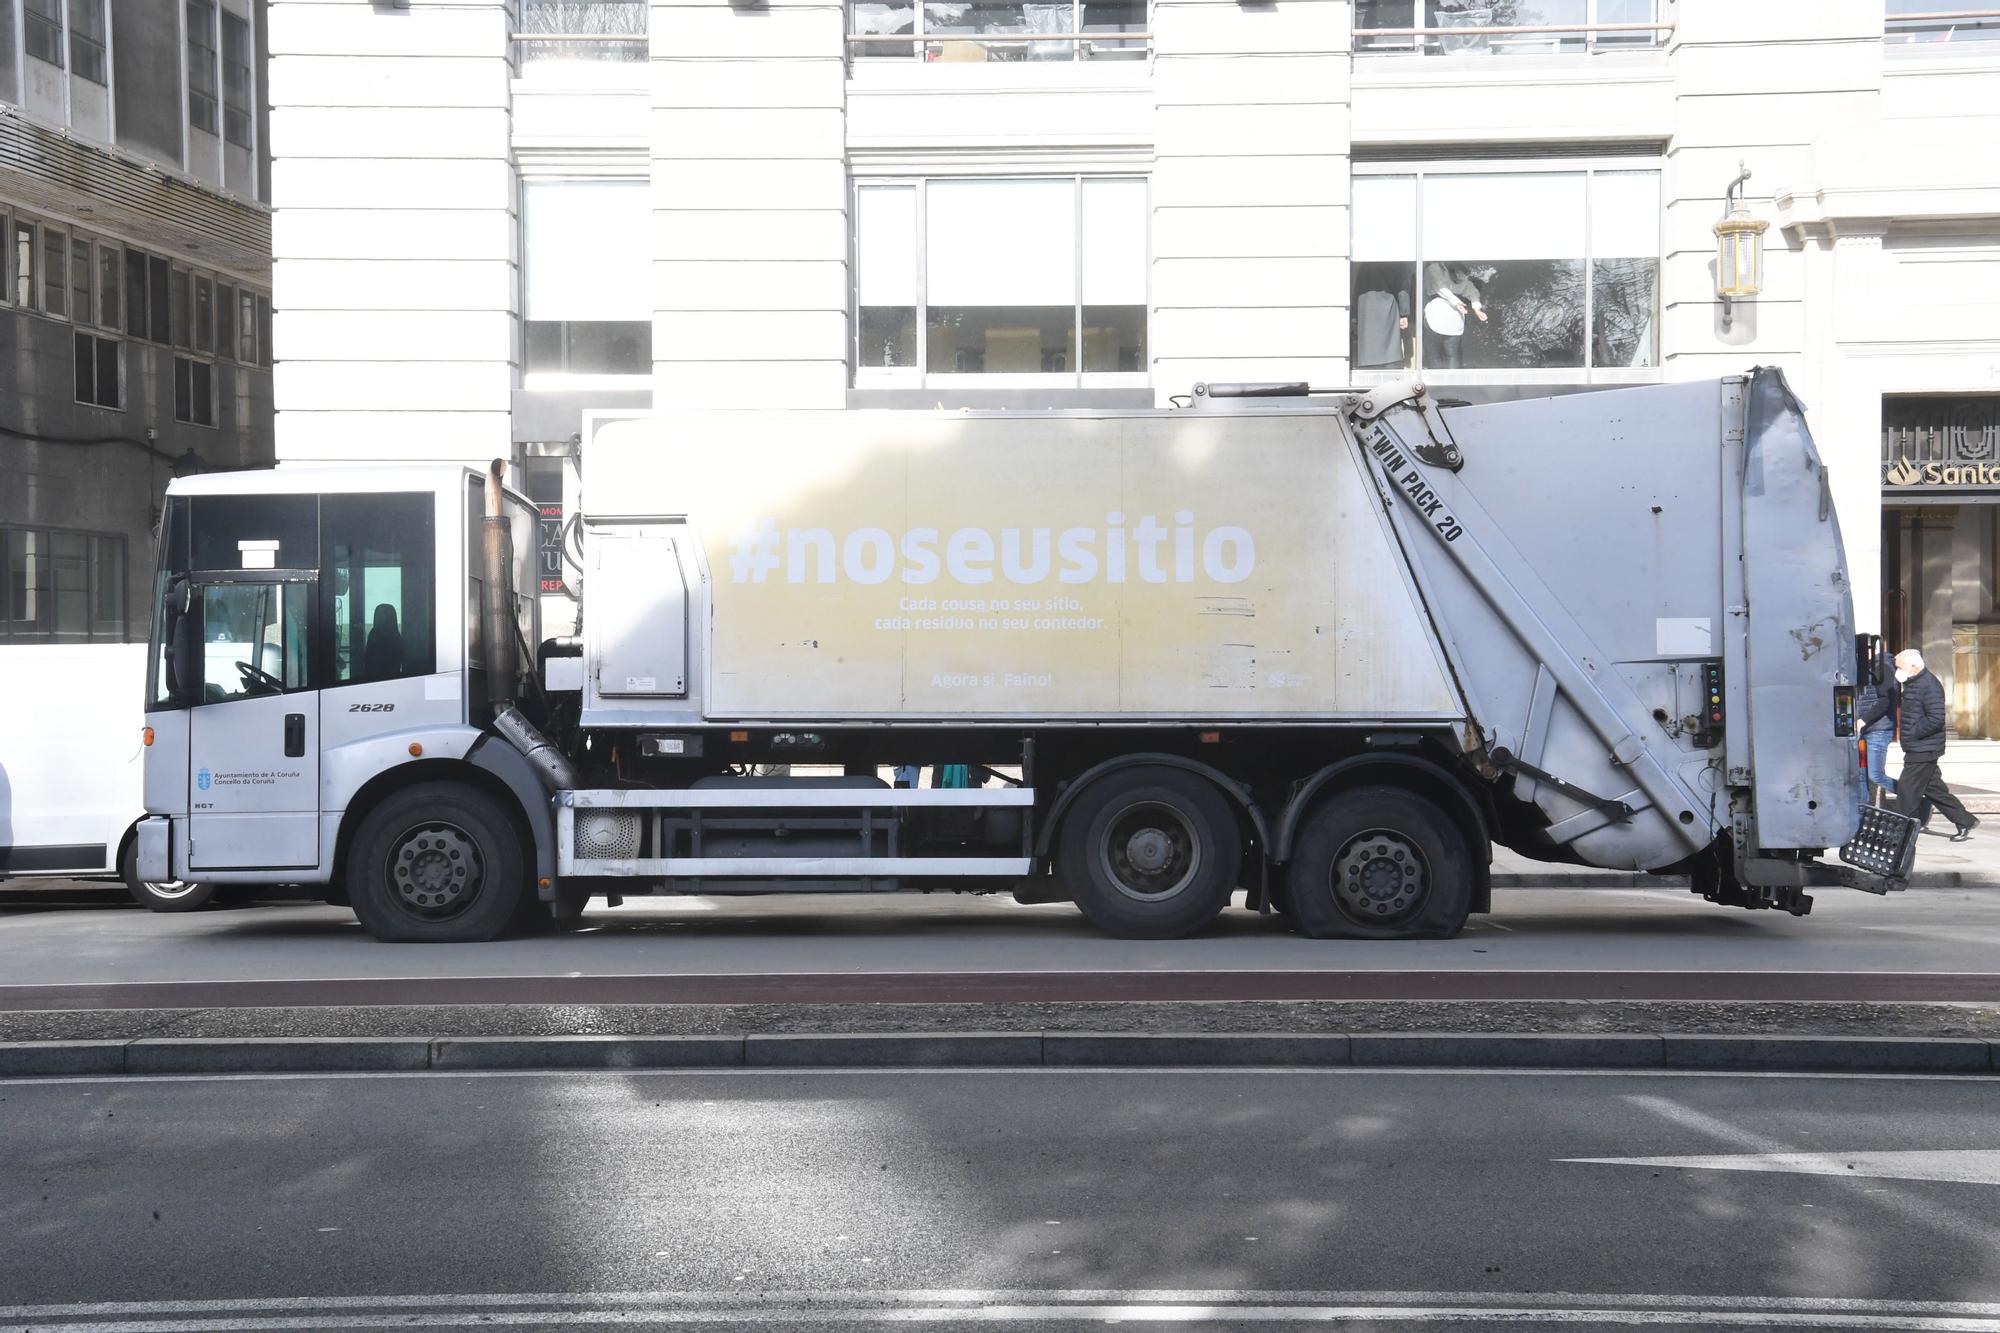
[515,0,648,66]
[848,2,1149,62]
[1884,7,2000,45]
[1355,3,1669,55]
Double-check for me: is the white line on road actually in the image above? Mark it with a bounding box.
[9,1304,2000,1330]
[11,1289,2000,1322]
[1561,1150,2000,1187]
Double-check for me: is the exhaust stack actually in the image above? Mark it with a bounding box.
[481,459,517,712]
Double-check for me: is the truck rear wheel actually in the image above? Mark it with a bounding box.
[1284,786,1472,940]
[1056,766,1240,939]
[346,783,527,943]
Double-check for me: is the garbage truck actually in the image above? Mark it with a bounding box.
[133,369,1914,943]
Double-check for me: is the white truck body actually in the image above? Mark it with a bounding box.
[0,643,146,882]
[135,372,1912,943]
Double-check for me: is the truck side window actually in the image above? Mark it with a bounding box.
[198,582,311,703]
[322,494,437,686]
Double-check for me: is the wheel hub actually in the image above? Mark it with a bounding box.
[389,823,483,916]
[1125,828,1175,874]
[1099,801,1201,901]
[1331,831,1429,923]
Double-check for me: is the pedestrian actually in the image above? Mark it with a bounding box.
[1856,645,1898,810]
[1894,648,1978,841]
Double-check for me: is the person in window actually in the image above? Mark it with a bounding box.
[1422,262,1494,369]
[1355,286,1412,370]
[363,604,404,681]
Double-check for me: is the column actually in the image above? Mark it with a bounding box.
[1149,0,1351,402]
[1916,506,1957,707]
[267,0,518,463]
[649,0,849,409]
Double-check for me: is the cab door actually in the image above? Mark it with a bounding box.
[185,576,320,871]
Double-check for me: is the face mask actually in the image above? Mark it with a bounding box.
[1896,669,1914,683]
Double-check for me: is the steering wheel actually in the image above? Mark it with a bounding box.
[235,660,284,694]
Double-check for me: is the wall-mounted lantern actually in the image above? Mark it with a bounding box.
[1714,160,1768,331]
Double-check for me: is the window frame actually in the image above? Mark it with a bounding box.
[850,173,1152,392]
[174,353,219,428]
[70,0,109,84]
[1348,157,1664,388]
[187,0,221,136]
[74,330,124,411]
[0,524,128,643]
[221,10,254,147]
[24,0,64,68]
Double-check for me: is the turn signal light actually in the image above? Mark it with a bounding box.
[142,727,154,747]
[1199,731,1221,744]
[730,730,750,743]
[408,742,424,757]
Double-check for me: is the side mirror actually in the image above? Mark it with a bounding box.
[167,581,199,706]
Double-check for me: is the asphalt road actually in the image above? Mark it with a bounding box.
[4,1067,1999,1330]
[3,887,2000,1008]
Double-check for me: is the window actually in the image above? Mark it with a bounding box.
[196,582,311,702]
[74,332,121,409]
[174,355,216,427]
[238,289,257,362]
[848,0,1147,61]
[1886,2,2000,44]
[70,0,108,84]
[97,242,120,331]
[516,0,648,68]
[171,268,191,347]
[1354,0,1663,55]
[194,276,214,354]
[522,180,652,377]
[187,1,219,135]
[124,249,147,339]
[854,176,1147,385]
[12,219,35,309]
[323,494,438,686]
[43,227,67,319]
[148,255,170,344]
[24,0,62,67]
[221,12,253,146]
[1,527,126,642]
[70,235,92,325]
[1349,166,1658,379]
[218,282,236,358]
[257,295,272,367]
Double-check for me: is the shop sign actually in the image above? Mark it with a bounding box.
[1884,456,2000,488]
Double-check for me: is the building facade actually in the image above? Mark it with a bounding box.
[0,0,276,650]
[266,1,2000,725]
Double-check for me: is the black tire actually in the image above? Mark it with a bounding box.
[345,783,527,943]
[1056,766,1240,939]
[1284,786,1473,940]
[120,839,217,912]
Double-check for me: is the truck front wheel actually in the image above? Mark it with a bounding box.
[120,840,216,913]
[1056,766,1240,939]
[1284,786,1472,940]
[346,783,527,943]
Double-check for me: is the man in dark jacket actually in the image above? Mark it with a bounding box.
[1895,649,1978,840]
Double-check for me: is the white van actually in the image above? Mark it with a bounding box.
[0,643,214,910]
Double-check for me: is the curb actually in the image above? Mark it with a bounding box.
[2,1031,1994,1078]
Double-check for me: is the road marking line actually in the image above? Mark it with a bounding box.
[8,1306,2000,1330]
[11,1290,2000,1320]
[1562,1150,2000,1187]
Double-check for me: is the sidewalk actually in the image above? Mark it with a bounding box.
[1492,797,2000,887]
